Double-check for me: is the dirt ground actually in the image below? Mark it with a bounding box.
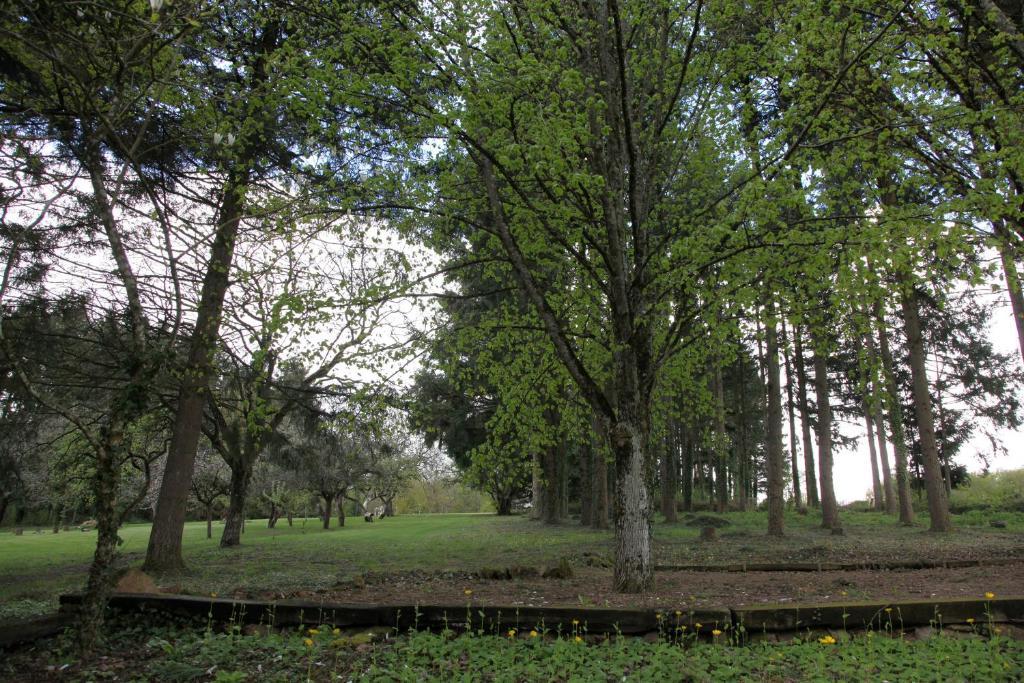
[249,560,1024,610]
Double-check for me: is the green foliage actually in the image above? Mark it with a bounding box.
[5,611,1023,682]
[949,469,1024,514]
[395,479,494,515]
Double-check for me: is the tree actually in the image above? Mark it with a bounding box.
[188,447,230,540]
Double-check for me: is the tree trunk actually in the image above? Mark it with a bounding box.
[793,326,820,508]
[0,496,7,526]
[52,503,62,534]
[997,224,1024,366]
[736,352,750,511]
[864,330,898,515]
[220,460,252,547]
[579,442,593,526]
[337,494,346,527]
[764,312,786,536]
[874,400,897,514]
[76,445,121,654]
[496,495,513,516]
[900,288,952,532]
[610,421,652,592]
[680,425,693,512]
[811,337,839,530]
[780,320,802,510]
[875,302,916,525]
[321,494,334,529]
[530,452,543,520]
[864,412,884,510]
[144,182,246,572]
[591,438,610,529]
[660,436,678,522]
[206,505,213,539]
[559,443,569,520]
[711,363,729,513]
[543,443,561,524]
[287,510,293,526]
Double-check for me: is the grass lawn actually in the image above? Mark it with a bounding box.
[2,509,1023,621]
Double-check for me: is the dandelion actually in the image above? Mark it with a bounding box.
[574,636,583,643]
[695,623,702,629]
[507,629,517,638]
[464,588,473,596]
[303,638,314,648]
[656,613,663,621]
[712,629,723,637]
[818,635,837,645]
[572,619,580,626]
[967,618,975,625]
[884,607,892,613]
[529,630,539,638]
[674,610,682,617]
[210,592,217,598]
[985,592,995,599]
[332,628,341,636]
[308,628,320,636]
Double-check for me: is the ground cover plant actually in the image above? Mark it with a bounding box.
[2,609,1022,682]
[2,511,1021,622]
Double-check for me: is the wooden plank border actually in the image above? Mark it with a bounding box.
[53,593,1024,640]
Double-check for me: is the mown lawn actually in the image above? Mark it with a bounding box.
[2,509,1022,621]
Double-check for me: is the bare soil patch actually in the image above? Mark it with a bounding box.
[248,561,1024,610]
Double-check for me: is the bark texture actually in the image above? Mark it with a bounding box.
[793,327,820,508]
[900,288,952,532]
[811,340,839,529]
[144,181,246,571]
[876,303,916,525]
[764,314,785,536]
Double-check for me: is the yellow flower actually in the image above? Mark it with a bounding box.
[985,592,995,599]
[507,629,517,638]
[656,613,663,621]
[303,638,314,648]
[464,588,473,596]
[308,628,320,636]
[712,629,723,637]
[695,623,702,629]
[572,619,579,626]
[210,592,217,598]
[674,610,682,617]
[574,636,583,643]
[966,618,975,625]
[818,635,837,645]
[884,608,892,613]
[332,628,341,636]
[529,630,539,638]
[680,625,687,631]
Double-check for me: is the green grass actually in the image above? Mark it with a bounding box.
[2,509,1022,621]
